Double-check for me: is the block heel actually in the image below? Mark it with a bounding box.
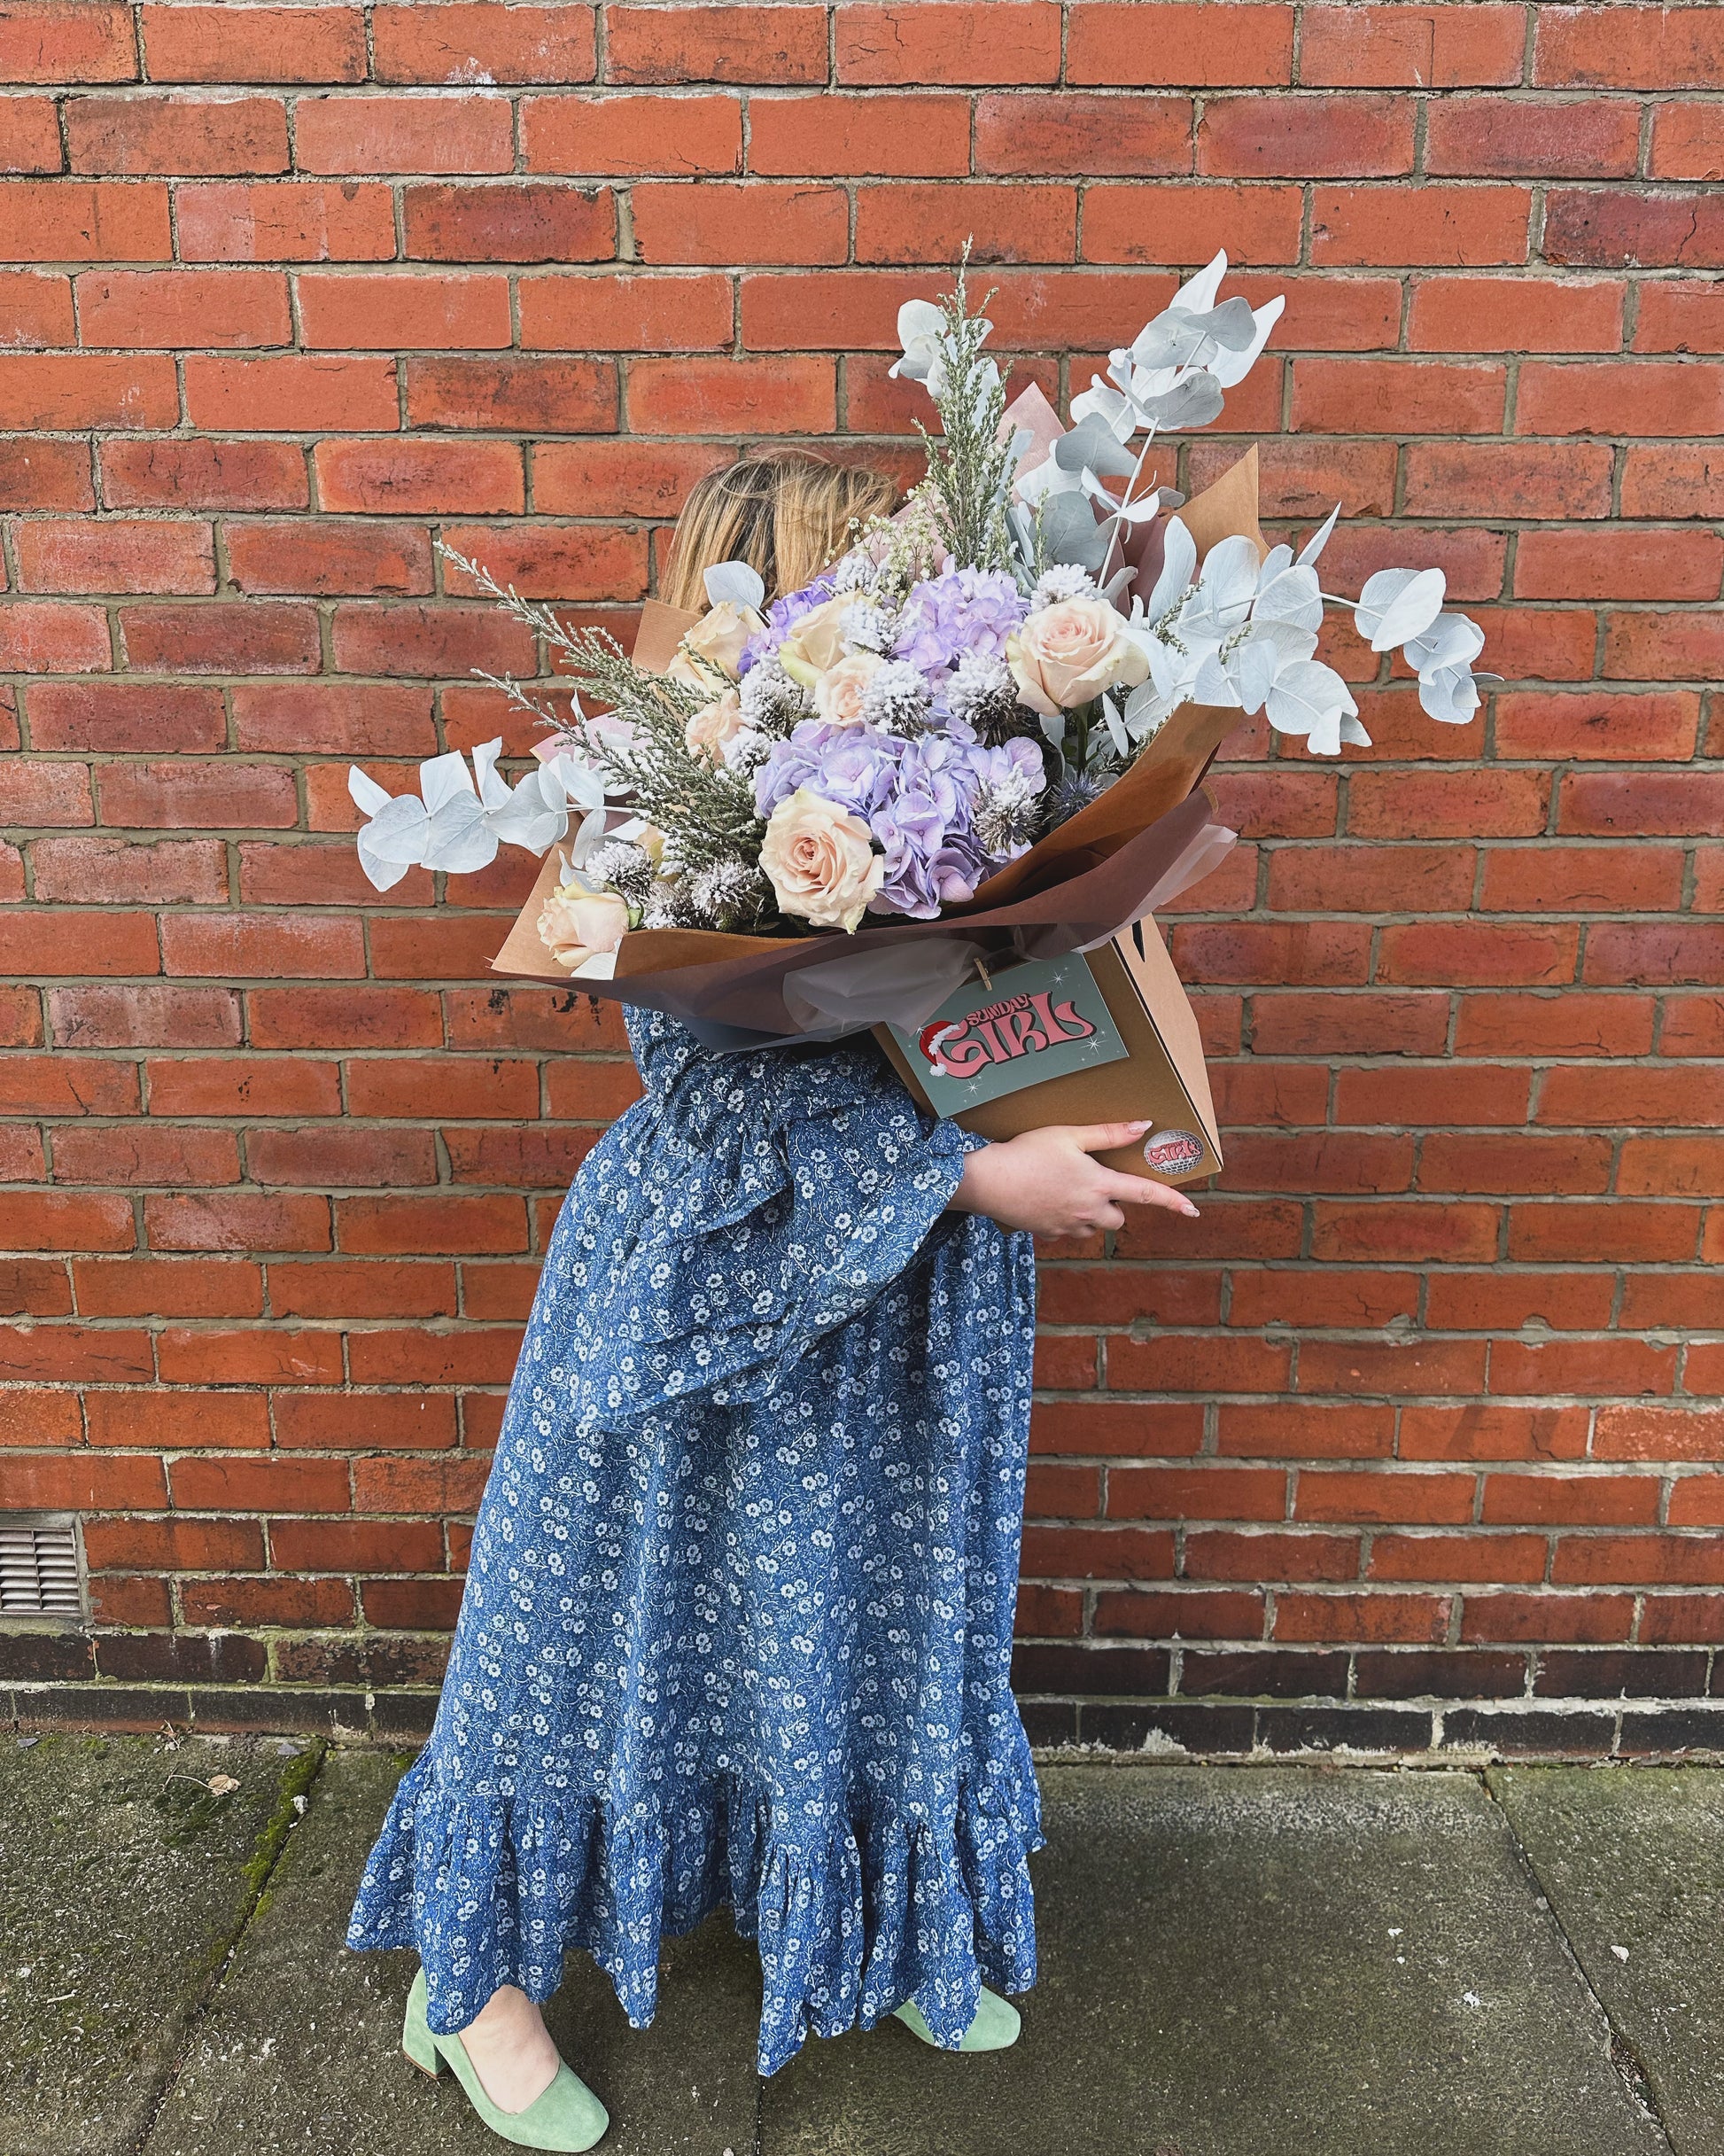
[401,1968,447,2076]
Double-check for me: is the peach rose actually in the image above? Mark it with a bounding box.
[1006,595,1149,718]
[759,787,883,934]
[812,650,883,728]
[666,600,762,689]
[537,882,630,970]
[775,595,856,687]
[684,686,745,762]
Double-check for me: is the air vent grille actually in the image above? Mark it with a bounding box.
[0,1517,84,1617]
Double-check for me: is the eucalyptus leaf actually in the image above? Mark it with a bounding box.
[1039,487,1111,571]
[1053,413,1139,479]
[703,560,766,611]
[1264,659,1359,744]
[1296,504,1340,570]
[1355,565,1447,652]
[1130,371,1225,433]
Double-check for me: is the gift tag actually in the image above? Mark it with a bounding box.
[885,952,1130,1116]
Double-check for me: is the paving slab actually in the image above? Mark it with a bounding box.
[142,1746,763,2156]
[0,1729,318,2156]
[760,1763,1668,2156]
[1491,1766,1724,2155]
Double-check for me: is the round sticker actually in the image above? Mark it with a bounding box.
[1144,1128,1205,1177]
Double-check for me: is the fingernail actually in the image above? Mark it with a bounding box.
[1128,1119,1152,1132]
[1182,1203,1200,1217]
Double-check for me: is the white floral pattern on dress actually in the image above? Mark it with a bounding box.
[346,1008,1041,2076]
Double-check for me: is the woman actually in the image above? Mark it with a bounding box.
[346,450,1200,2150]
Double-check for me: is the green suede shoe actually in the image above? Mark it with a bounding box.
[401,1969,610,2152]
[892,1986,1022,2052]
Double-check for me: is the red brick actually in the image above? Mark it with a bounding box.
[373,3,595,83]
[117,600,321,673]
[402,181,614,263]
[856,181,1076,266]
[294,91,514,174]
[1020,1525,1176,1582]
[158,1325,343,1386]
[145,1055,340,1117]
[520,269,734,352]
[1298,1338,1490,1397]
[1534,6,1724,90]
[524,90,741,175]
[1545,189,1724,271]
[1515,527,1721,603]
[50,982,239,1050]
[183,1575,354,1626]
[1275,1592,1450,1644]
[0,1051,139,1117]
[246,985,443,1051]
[15,517,214,595]
[1587,922,1724,988]
[0,2,136,82]
[144,1191,331,1250]
[1620,455,1724,527]
[175,178,394,262]
[1297,1470,1475,1525]
[1483,1474,1662,1528]
[1311,183,1531,266]
[53,1122,239,1187]
[1068,2,1291,86]
[1463,1592,1634,1644]
[1292,356,1506,434]
[1560,771,1724,837]
[532,437,728,517]
[0,93,64,169]
[1095,1585,1269,1635]
[1300,4,1525,87]
[83,1513,266,1570]
[754,92,972,177]
[1427,97,1641,178]
[1200,94,1413,177]
[1402,1404,1590,1462]
[74,1255,260,1319]
[633,181,848,266]
[1520,359,1724,437]
[0,437,95,510]
[1108,1466,1288,1522]
[0,756,96,822]
[1595,1406,1724,1463]
[315,438,524,515]
[183,353,399,432]
[1650,104,1724,182]
[1083,182,1303,266]
[1554,1537,1724,1589]
[1408,275,1625,354]
[1508,1200,1700,1264]
[226,519,432,598]
[0,1452,167,1509]
[2,1192,135,1251]
[1369,1534,1548,1584]
[1480,845,1684,915]
[611,3,827,84]
[0,268,73,344]
[1405,440,1614,522]
[99,437,307,510]
[298,269,511,350]
[141,5,366,82]
[66,92,288,175]
[328,600,538,677]
[838,3,1060,85]
[1490,1335,1678,1397]
[626,354,835,433]
[268,1516,445,1572]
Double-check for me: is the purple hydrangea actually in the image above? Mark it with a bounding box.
[738,574,839,677]
[754,718,1045,922]
[892,568,1027,681]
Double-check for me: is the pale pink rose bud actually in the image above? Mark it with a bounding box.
[759,787,883,934]
[684,686,746,761]
[536,884,631,969]
[665,600,761,688]
[1006,595,1149,718]
[812,650,883,728]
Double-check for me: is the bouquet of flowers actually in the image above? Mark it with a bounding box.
[349,253,1484,1037]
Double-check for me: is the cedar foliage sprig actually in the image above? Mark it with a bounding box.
[913,253,1015,575]
[436,543,767,885]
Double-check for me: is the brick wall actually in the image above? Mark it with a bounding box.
[2,1,1720,1756]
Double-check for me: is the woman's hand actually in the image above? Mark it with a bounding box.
[949,1120,1201,1238]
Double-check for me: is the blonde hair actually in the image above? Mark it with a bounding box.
[660,450,897,612]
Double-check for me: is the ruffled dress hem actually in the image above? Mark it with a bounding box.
[346,1737,1044,2077]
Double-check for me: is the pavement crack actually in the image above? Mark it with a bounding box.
[1480,1769,1679,2154]
[125,1738,331,2156]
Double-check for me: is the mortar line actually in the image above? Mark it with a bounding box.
[125,1737,332,2156]
[1478,1766,1679,2155]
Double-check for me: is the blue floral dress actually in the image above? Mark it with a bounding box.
[346,1008,1042,2076]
